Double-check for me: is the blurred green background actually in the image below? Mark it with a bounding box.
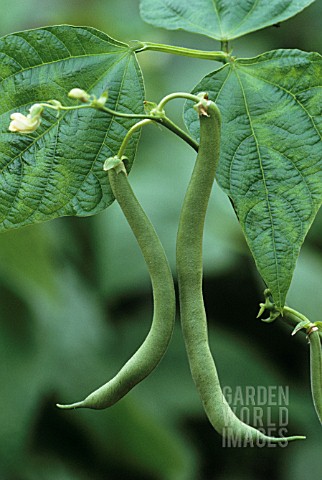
[0,1,321,479]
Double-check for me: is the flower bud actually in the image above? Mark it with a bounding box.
[48,100,63,109]
[29,103,43,117]
[68,88,91,102]
[95,91,108,108]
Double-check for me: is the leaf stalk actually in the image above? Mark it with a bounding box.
[132,41,229,63]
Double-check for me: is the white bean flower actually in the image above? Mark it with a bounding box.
[68,88,91,102]
[9,103,43,133]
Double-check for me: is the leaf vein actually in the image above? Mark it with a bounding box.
[264,144,315,214]
[235,69,281,305]
[240,68,322,142]
[227,0,260,36]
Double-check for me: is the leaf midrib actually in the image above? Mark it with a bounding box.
[237,61,322,142]
[226,0,260,37]
[211,0,223,37]
[234,68,281,305]
[160,0,223,38]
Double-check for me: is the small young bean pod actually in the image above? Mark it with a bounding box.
[176,98,305,444]
[308,326,322,424]
[57,166,175,409]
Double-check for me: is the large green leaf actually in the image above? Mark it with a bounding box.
[0,26,144,231]
[140,0,315,41]
[184,49,322,308]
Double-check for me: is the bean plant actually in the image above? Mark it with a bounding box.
[1,0,321,447]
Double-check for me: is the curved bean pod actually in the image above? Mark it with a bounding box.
[308,326,322,424]
[176,99,305,444]
[57,167,175,409]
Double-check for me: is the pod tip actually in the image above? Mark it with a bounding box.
[283,435,306,442]
[56,401,84,410]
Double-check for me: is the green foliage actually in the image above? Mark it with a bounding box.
[0,26,144,231]
[0,4,320,307]
[185,49,322,307]
[1,0,322,477]
[139,0,315,41]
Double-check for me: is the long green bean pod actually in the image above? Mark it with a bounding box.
[57,166,175,409]
[308,326,322,424]
[176,98,305,444]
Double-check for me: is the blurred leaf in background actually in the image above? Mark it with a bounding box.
[1,1,321,479]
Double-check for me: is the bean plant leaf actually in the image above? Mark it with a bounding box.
[184,49,322,308]
[0,26,144,231]
[139,0,315,41]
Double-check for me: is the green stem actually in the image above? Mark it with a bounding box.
[99,105,155,120]
[57,169,176,410]
[133,41,228,63]
[176,99,305,444]
[118,119,153,158]
[258,290,322,340]
[41,102,158,121]
[106,108,198,152]
[41,97,199,152]
[220,40,230,54]
[160,116,198,152]
[101,99,199,150]
[283,306,310,324]
[308,327,322,424]
[157,92,204,111]
[281,307,322,340]
[117,116,198,158]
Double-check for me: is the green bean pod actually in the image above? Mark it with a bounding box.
[308,326,322,424]
[57,168,175,409]
[176,99,305,444]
